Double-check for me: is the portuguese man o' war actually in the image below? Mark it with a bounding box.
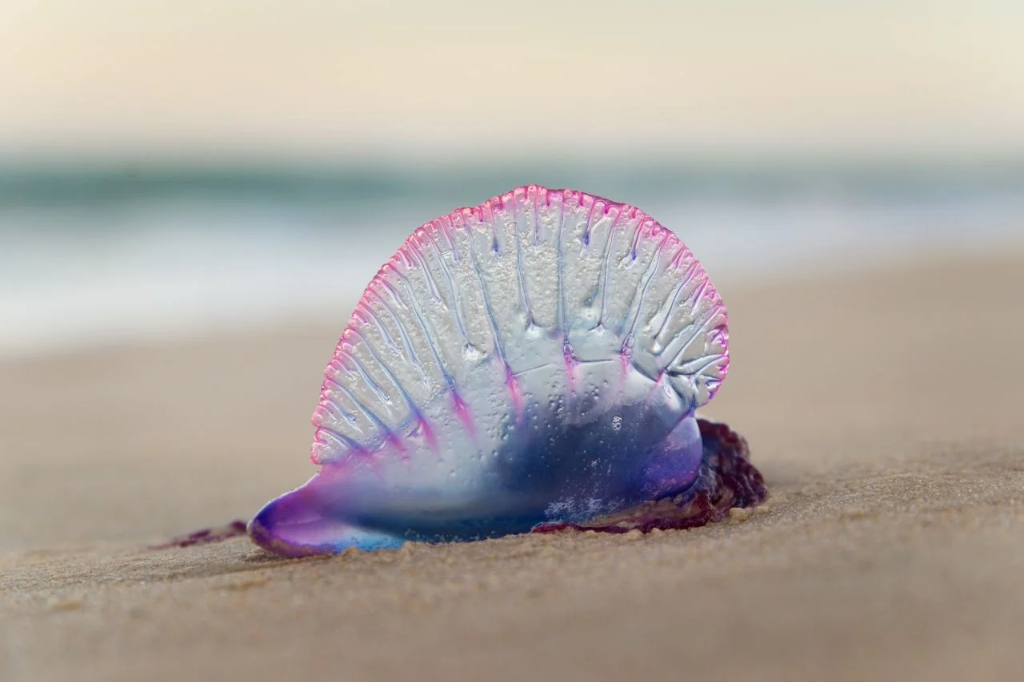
[249,186,766,556]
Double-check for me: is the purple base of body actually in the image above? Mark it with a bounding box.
[532,419,766,534]
[159,420,763,554]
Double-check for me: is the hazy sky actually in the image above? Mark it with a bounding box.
[2,0,1022,159]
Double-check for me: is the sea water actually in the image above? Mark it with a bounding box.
[1,160,1021,358]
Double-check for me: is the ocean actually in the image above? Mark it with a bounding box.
[1,159,1022,358]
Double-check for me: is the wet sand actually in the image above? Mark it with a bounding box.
[2,251,1023,682]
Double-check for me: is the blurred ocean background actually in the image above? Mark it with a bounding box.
[2,160,1023,357]
[1,1,1022,357]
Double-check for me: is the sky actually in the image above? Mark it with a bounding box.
[1,0,1023,160]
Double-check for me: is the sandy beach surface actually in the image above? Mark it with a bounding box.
[2,250,1023,682]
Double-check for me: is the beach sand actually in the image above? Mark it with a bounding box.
[2,251,1023,682]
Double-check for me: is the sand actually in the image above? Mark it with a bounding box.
[2,251,1023,682]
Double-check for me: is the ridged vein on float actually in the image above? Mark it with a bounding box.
[310,186,728,465]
